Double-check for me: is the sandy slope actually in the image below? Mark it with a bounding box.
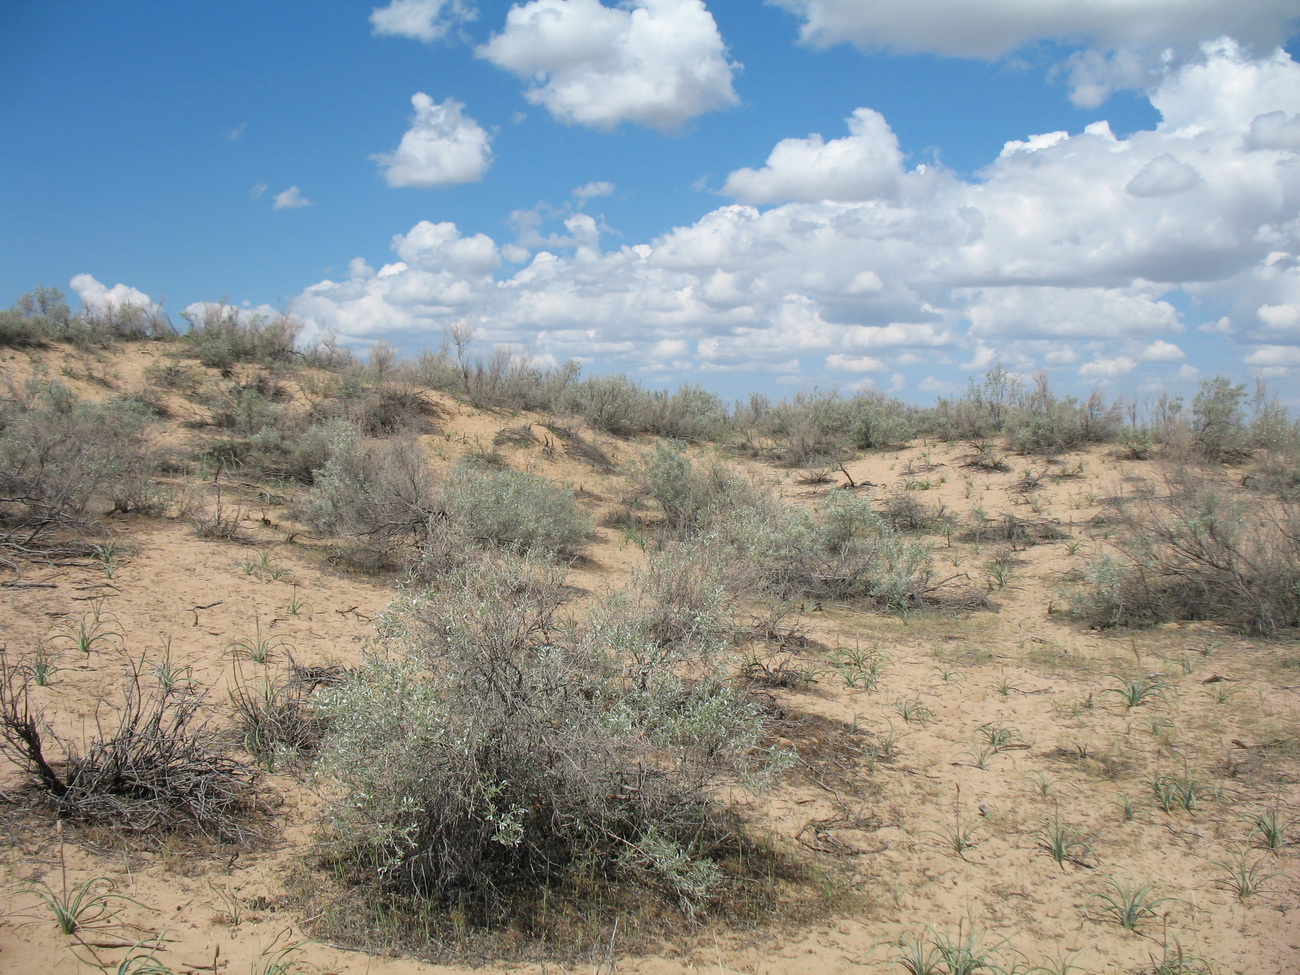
[0,346,1296,975]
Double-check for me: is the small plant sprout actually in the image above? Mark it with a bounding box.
[926,787,982,859]
[1103,674,1169,709]
[23,646,64,686]
[20,873,143,935]
[1033,812,1092,869]
[893,932,941,975]
[986,559,1013,590]
[1115,793,1136,822]
[931,663,963,683]
[1241,802,1296,851]
[1024,771,1059,798]
[1151,767,1214,813]
[830,644,888,691]
[1211,847,1281,900]
[90,539,130,579]
[1089,871,1178,931]
[151,651,195,695]
[1204,680,1240,705]
[992,671,1022,696]
[224,617,293,666]
[281,585,313,617]
[977,722,1028,753]
[929,912,1019,975]
[893,695,934,725]
[52,599,124,655]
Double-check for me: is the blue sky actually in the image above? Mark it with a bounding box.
[3,1,1299,405]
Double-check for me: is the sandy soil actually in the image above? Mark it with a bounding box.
[0,345,1296,975]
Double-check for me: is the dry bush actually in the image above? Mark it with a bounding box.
[230,662,337,771]
[624,442,762,538]
[1072,470,1300,635]
[299,427,438,566]
[315,553,770,927]
[540,422,616,471]
[182,303,301,371]
[714,491,934,612]
[0,658,264,845]
[879,493,953,534]
[0,379,164,563]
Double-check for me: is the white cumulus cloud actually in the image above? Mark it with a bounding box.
[290,44,1300,389]
[370,0,476,42]
[722,108,913,203]
[770,0,1298,60]
[772,0,1300,105]
[1125,154,1202,196]
[272,186,314,209]
[476,0,740,131]
[70,274,158,313]
[373,93,493,188]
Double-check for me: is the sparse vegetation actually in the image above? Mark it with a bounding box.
[0,334,1296,973]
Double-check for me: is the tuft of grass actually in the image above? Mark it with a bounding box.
[1103,674,1169,709]
[19,873,144,935]
[22,647,64,687]
[1023,771,1059,798]
[829,645,888,691]
[1088,871,1178,931]
[894,695,934,725]
[894,913,1019,975]
[1241,802,1296,851]
[281,585,313,617]
[51,599,123,655]
[1033,813,1092,869]
[1210,847,1281,900]
[224,618,293,666]
[925,792,982,860]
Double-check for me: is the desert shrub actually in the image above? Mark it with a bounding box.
[0,286,71,347]
[710,491,933,612]
[1072,472,1300,635]
[1003,376,1121,456]
[437,464,592,558]
[570,372,655,436]
[182,303,301,371]
[0,658,264,844]
[756,389,855,466]
[879,493,953,533]
[624,443,761,537]
[540,422,615,471]
[937,365,1021,440]
[231,668,331,771]
[848,395,916,450]
[75,300,174,344]
[310,379,434,437]
[593,540,736,658]
[315,553,768,925]
[1,286,171,350]
[0,379,163,553]
[299,427,438,566]
[1192,376,1250,463]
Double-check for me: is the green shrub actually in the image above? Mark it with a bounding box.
[1192,376,1249,463]
[625,443,760,537]
[315,553,768,924]
[849,398,916,450]
[437,464,592,558]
